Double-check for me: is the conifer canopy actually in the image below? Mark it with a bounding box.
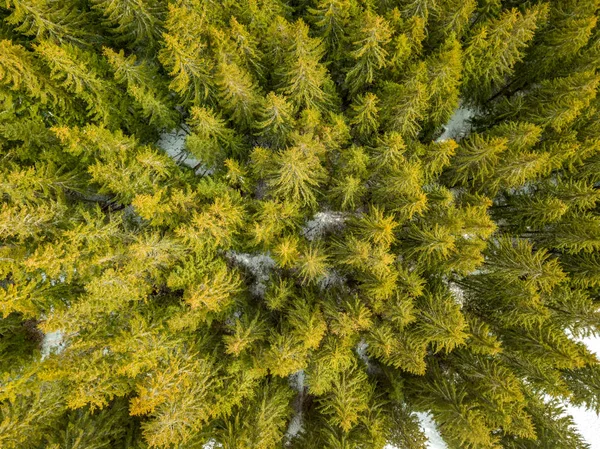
[1,1,600,448]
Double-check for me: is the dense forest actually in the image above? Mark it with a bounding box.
[1,0,600,448]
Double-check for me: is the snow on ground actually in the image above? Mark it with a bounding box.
[286,410,304,439]
[287,370,306,438]
[318,269,346,290]
[157,128,193,165]
[415,413,449,449]
[157,128,211,175]
[289,370,306,393]
[436,105,476,142]
[227,251,276,297]
[447,282,465,305]
[567,336,600,449]
[41,330,65,360]
[568,405,600,449]
[384,413,448,449]
[355,339,379,374]
[303,211,347,241]
[356,339,370,365]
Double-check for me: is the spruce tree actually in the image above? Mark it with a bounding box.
[344,10,392,94]
[1,1,599,449]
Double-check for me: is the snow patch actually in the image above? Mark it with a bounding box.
[436,105,476,142]
[157,128,190,163]
[580,335,600,358]
[416,413,449,449]
[303,211,347,241]
[385,412,448,449]
[565,336,600,449]
[202,440,217,449]
[289,370,305,393]
[506,183,536,196]
[41,330,65,360]
[227,252,276,297]
[356,339,381,374]
[318,269,346,290]
[254,180,268,200]
[447,282,465,305]
[286,408,304,439]
[287,370,306,439]
[157,128,211,175]
[356,339,370,366]
[49,273,67,286]
[566,404,600,449]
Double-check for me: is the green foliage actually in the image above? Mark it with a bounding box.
[0,39,56,103]
[255,92,295,146]
[462,5,547,104]
[424,35,462,131]
[103,48,177,129]
[345,10,392,94]
[4,0,95,44]
[276,19,333,110]
[265,145,327,207]
[1,1,599,448]
[379,64,428,139]
[317,364,372,432]
[158,1,214,105]
[92,0,165,50]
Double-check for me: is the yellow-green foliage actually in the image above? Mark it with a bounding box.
[1,1,599,449]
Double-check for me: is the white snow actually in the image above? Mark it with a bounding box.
[582,336,600,357]
[384,412,448,449]
[436,105,476,142]
[157,128,192,164]
[567,405,600,449]
[416,413,449,449]
[355,339,380,374]
[318,269,346,290]
[286,411,304,439]
[302,211,347,241]
[157,128,211,175]
[567,336,600,449]
[227,251,276,297]
[447,282,465,305]
[356,339,370,366]
[287,370,306,438]
[289,370,306,393]
[41,330,65,360]
[49,273,66,286]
